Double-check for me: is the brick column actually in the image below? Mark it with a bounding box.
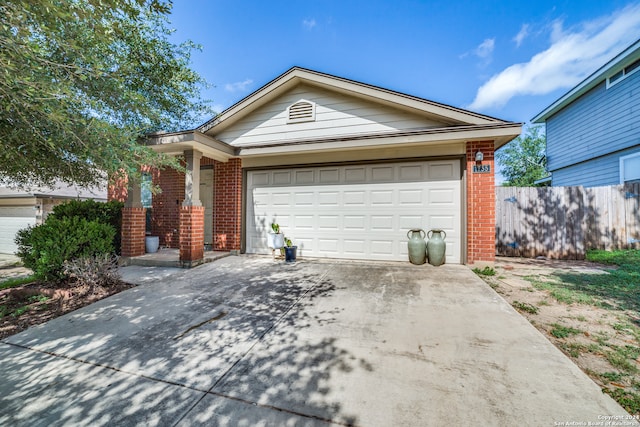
[466,141,495,265]
[179,149,204,266]
[121,207,146,257]
[180,205,204,267]
[214,158,242,251]
[121,176,146,257]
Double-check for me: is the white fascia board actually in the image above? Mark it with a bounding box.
[532,39,640,123]
[237,124,522,157]
[145,131,236,162]
[202,67,511,134]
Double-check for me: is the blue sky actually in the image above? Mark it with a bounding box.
[168,0,640,126]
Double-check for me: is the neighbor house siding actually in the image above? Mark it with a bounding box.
[546,71,640,184]
[551,145,640,187]
[216,84,445,146]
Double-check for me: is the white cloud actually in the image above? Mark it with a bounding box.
[303,18,316,30]
[469,4,640,111]
[475,38,495,59]
[513,24,529,47]
[224,79,253,92]
[460,38,495,66]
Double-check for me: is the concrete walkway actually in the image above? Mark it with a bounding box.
[0,256,635,426]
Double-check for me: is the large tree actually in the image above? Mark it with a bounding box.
[496,125,548,187]
[0,0,210,189]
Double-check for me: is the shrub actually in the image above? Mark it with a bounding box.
[51,199,124,254]
[15,217,115,281]
[63,254,120,294]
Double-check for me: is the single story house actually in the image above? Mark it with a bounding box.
[532,38,640,186]
[0,183,107,254]
[114,67,521,266]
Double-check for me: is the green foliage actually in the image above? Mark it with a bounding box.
[15,217,115,281]
[0,0,211,189]
[496,125,548,187]
[51,200,123,253]
[472,266,496,276]
[271,223,280,234]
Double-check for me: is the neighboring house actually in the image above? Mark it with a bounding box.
[532,39,640,187]
[114,67,521,266]
[0,184,107,254]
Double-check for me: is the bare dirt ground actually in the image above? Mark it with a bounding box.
[479,257,640,415]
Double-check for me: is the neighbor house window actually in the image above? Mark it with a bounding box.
[287,100,315,123]
[607,57,640,88]
[620,152,640,184]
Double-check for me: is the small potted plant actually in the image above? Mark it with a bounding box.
[267,222,285,249]
[283,237,297,262]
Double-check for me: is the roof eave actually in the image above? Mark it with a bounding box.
[144,131,237,162]
[200,67,511,134]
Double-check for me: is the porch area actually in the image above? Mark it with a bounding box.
[122,248,231,268]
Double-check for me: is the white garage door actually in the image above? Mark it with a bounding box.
[246,160,462,263]
[0,206,36,254]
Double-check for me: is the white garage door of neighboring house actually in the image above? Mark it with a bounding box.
[0,206,36,254]
[246,160,462,263]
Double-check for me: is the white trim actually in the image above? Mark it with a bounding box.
[620,151,640,183]
[606,57,640,89]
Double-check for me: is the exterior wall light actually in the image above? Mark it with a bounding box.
[475,151,484,162]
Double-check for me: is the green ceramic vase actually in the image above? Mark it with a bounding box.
[427,229,446,266]
[407,229,427,265]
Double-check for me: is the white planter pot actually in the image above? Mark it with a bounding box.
[145,236,160,253]
[267,232,284,249]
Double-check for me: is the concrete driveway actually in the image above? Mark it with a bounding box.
[0,256,634,426]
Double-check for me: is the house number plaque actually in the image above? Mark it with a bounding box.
[473,164,491,173]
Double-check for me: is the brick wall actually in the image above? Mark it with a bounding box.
[466,140,495,264]
[214,158,242,251]
[179,205,204,264]
[121,207,146,257]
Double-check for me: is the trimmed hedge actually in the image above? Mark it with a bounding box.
[50,199,123,254]
[15,216,115,281]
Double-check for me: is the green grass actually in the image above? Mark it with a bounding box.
[603,388,640,415]
[550,323,582,338]
[560,342,601,358]
[472,266,496,276]
[523,250,640,311]
[512,300,539,314]
[0,275,36,290]
[606,345,640,373]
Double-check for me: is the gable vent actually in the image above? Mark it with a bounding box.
[287,100,315,123]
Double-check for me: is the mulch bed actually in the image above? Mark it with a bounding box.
[0,280,134,340]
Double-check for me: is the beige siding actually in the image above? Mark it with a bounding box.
[215,84,446,146]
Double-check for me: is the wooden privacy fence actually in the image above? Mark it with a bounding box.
[496,184,640,259]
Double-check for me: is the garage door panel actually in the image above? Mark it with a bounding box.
[0,206,37,254]
[319,169,340,183]
[318,191,339,206]
[273,171,291,184]
[428,163,455,179]
[246,160,461,263]
[295,170,315,184]
[345,167,366,182]
[429,188,455,204]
